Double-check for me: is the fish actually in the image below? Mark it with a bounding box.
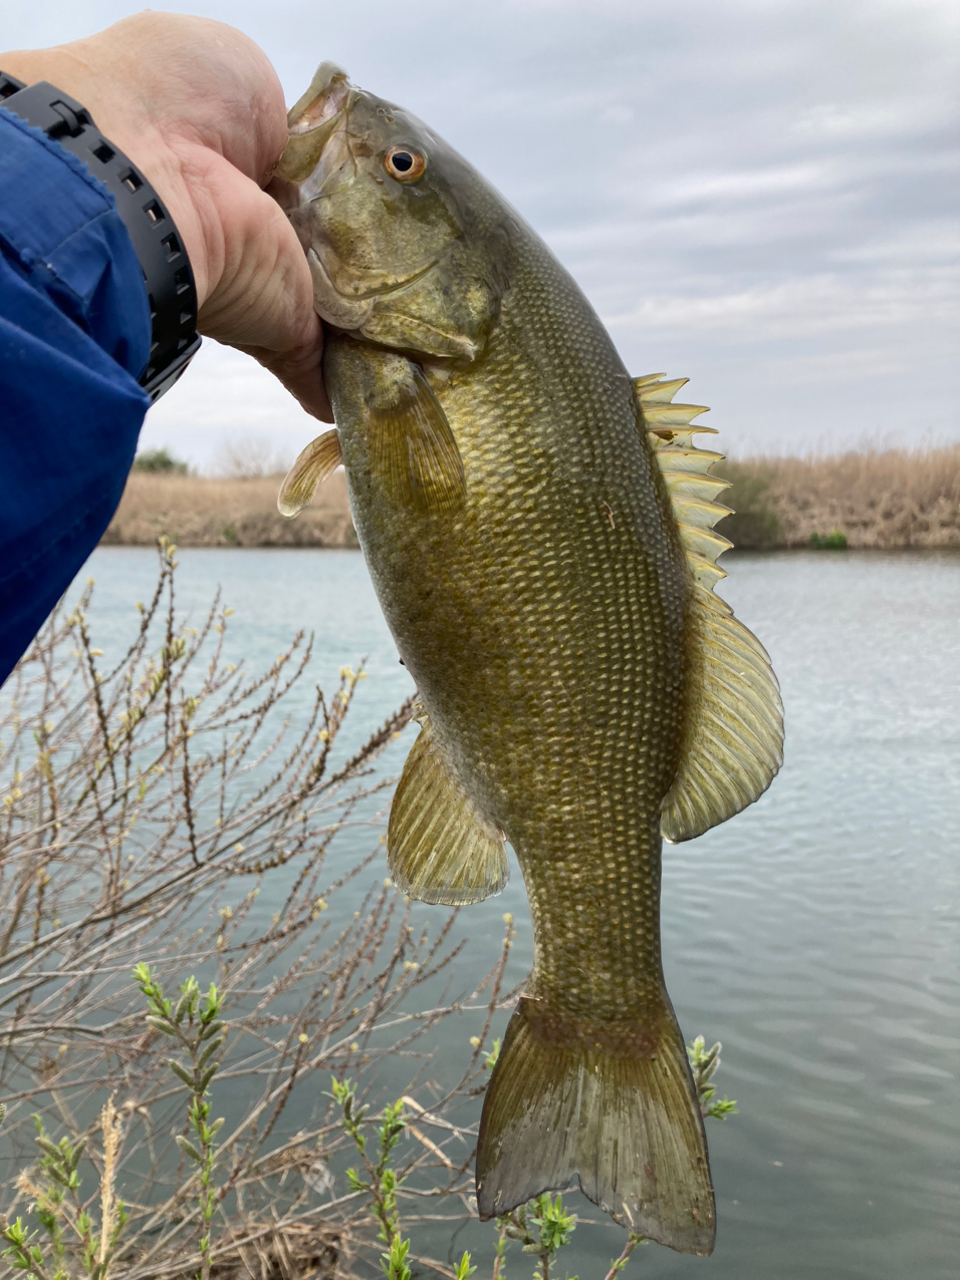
[271,63,783,1256]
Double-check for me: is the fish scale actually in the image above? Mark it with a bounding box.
[275,61,782,1254]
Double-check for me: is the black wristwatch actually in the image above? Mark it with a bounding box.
[0,72,200,402]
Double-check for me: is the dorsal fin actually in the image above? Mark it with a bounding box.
[634,375,784,842]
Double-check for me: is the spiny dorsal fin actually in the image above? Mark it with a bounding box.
[634,374,784,842]
[278,428,343,518]
[388,708,507,904]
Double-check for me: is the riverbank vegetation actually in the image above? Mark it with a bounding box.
[717,444,960,550]
[0,544,507,1277]
[0,545,736,1279]
[104,471,356,549]
[107,446,960,551]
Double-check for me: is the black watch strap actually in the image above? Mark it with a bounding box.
[0,72,200,402]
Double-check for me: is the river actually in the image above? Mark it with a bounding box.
[66,546,960,1277]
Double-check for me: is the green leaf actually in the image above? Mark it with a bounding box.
[201,984,220,1019]
[175,1135,203,1163]
[145,1016,179,1037]
[455,1251,477,1279]
[380,1234,411,1280]
[198,1063,219,1093]
[706,1097,738,1120]
[172,992,193,1025]
[167,1059,195,1088]
[197,1038,222,1069]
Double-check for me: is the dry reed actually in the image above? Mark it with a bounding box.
[104,473,356,549]
[719,445,960,549]
[107,449,960,551]
[0,542,515,1280]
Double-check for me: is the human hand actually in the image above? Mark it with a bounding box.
[1,12,331,420]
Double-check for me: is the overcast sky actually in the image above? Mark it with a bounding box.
[7,0,959,469]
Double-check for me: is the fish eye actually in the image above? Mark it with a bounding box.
[384,146,426,182]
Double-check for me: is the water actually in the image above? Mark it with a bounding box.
[68,547,960,1276]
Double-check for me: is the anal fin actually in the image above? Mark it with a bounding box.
[388,711,507,905]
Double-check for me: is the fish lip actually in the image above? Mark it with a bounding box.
[307,247,374,330]
[308,245,442,332]
[314,248,441,302]
[287,62,352,133]
[279,66,360,190]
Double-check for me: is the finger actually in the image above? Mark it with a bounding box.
[186,150,316,347]
[239,340,334,424]
[180,150,332,420]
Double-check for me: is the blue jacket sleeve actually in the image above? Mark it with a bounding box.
[0,106,151,686]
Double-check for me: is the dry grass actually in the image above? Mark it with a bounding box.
[104,473,355,549]
[719,445,960,549]
[106,447,960,551]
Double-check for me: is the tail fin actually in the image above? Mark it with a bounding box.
[476,995,715,1255]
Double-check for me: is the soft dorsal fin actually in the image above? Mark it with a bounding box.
[278,428,343,517]
[388,707,507,904]
[634,375,784,842]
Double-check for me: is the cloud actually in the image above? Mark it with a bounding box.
[6,0,956,455]
[603,272,960,342]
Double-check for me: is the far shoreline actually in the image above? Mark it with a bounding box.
[106,446,960,552]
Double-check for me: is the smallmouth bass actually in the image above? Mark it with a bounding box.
[272,64,783,1255]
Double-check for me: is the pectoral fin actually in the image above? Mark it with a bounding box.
[369,362,467,518]
[388,711,507,905]
[635,375,784,842]
[277,429,343,518]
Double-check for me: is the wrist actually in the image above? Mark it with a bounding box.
[1,66,202,399]
[0,46,211,308]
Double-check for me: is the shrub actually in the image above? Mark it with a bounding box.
[0,542,512,1278]
[0,542,736,1278]
[715,460,781,550]
[808,530,848,549]
[131,448,189,475]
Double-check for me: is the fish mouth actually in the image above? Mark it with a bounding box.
[306,247,373,330]
[275,63,354,186]
[306,245,440,331]
[287,61,352,135]
[314,247,440,301]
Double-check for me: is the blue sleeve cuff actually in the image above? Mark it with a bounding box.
[0,106,151,375]
[0,107,152,685]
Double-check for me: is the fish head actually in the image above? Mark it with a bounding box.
[274,63,506,362]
